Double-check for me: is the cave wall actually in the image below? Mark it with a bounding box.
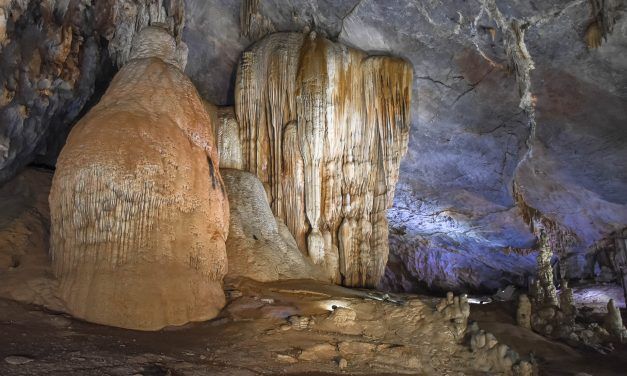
[182,0,627,292]
[0,0,184,184]
[0,0,625,293]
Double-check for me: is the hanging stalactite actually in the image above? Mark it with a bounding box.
[234,31,412,287]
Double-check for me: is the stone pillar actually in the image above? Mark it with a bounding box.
[535,230,558,307]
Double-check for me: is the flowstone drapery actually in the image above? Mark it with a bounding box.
[234,31,412,287]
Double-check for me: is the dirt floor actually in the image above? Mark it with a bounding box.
[1,279,627,375]
[0,278,477,376]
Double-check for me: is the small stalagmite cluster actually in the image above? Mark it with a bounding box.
[234,31,413,287]
[49,27,229,330]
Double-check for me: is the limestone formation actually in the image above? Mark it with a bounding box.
[49,26,229,330]
[468,324,531,375]
[517,294,532,329]
[559,280,577,325]
[288,315,312,330]
[533,230,559,307]
[436,292,471,340]
[0,0,186,185]
[603,299,627,342]
[0,168,63,311]
[220,168,326,282]
[234,31,413,287]
[204,104,244,170]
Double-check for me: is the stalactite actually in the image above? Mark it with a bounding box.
[204,103,244,170]
[94,0,186,67]
[586,0,621,49]
[513,182,576,256]
[234,31,413,287]
[513,183,577,308]
[239,0,275,40]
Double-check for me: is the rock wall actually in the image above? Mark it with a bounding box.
[234,31,412,287]
[0,0,184,185]
[49,26,229,331]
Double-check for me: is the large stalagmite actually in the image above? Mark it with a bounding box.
[49,27,229,330]
[234,32,412,287]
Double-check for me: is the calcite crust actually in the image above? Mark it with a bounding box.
[235,32,413,287]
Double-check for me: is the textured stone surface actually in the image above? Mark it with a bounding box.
[0,168,63,311]
[182,0,627,292]
[233,31,412,287]
[0,0,184,185]
[0,0,625,293]
[221,168,326,282]
[49,27,229,331]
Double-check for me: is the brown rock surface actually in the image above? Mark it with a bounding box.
[48,27,229,330]
[0,168,63,311]
[235,31,413,287]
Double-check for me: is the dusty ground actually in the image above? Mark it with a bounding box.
[2,169,627,375]
[1,280,626,375]
[0,278,479,376]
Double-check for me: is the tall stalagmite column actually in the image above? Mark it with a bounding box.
[534,230,559,307]
[234,32,412,287]
[49,27,229,330]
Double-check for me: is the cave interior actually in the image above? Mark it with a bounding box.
[0,0,626,375]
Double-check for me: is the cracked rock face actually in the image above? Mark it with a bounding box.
[183,0,627,292]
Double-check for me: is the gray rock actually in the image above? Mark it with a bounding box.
[4,355,34,365]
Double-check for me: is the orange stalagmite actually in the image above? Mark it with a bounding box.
[235,31,413,287]
[49,27,229,330]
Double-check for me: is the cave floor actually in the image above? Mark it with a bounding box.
[0,279,626,376]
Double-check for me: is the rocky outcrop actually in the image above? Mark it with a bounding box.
[467,322,533,375]
[0,168,63,311]
[516,294,532,329]
[49,26,228,330]
[604,298,627,342]
[221,168,326,282]
[234,31,412,287]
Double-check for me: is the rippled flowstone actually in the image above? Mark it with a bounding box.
[49,26,229,331]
